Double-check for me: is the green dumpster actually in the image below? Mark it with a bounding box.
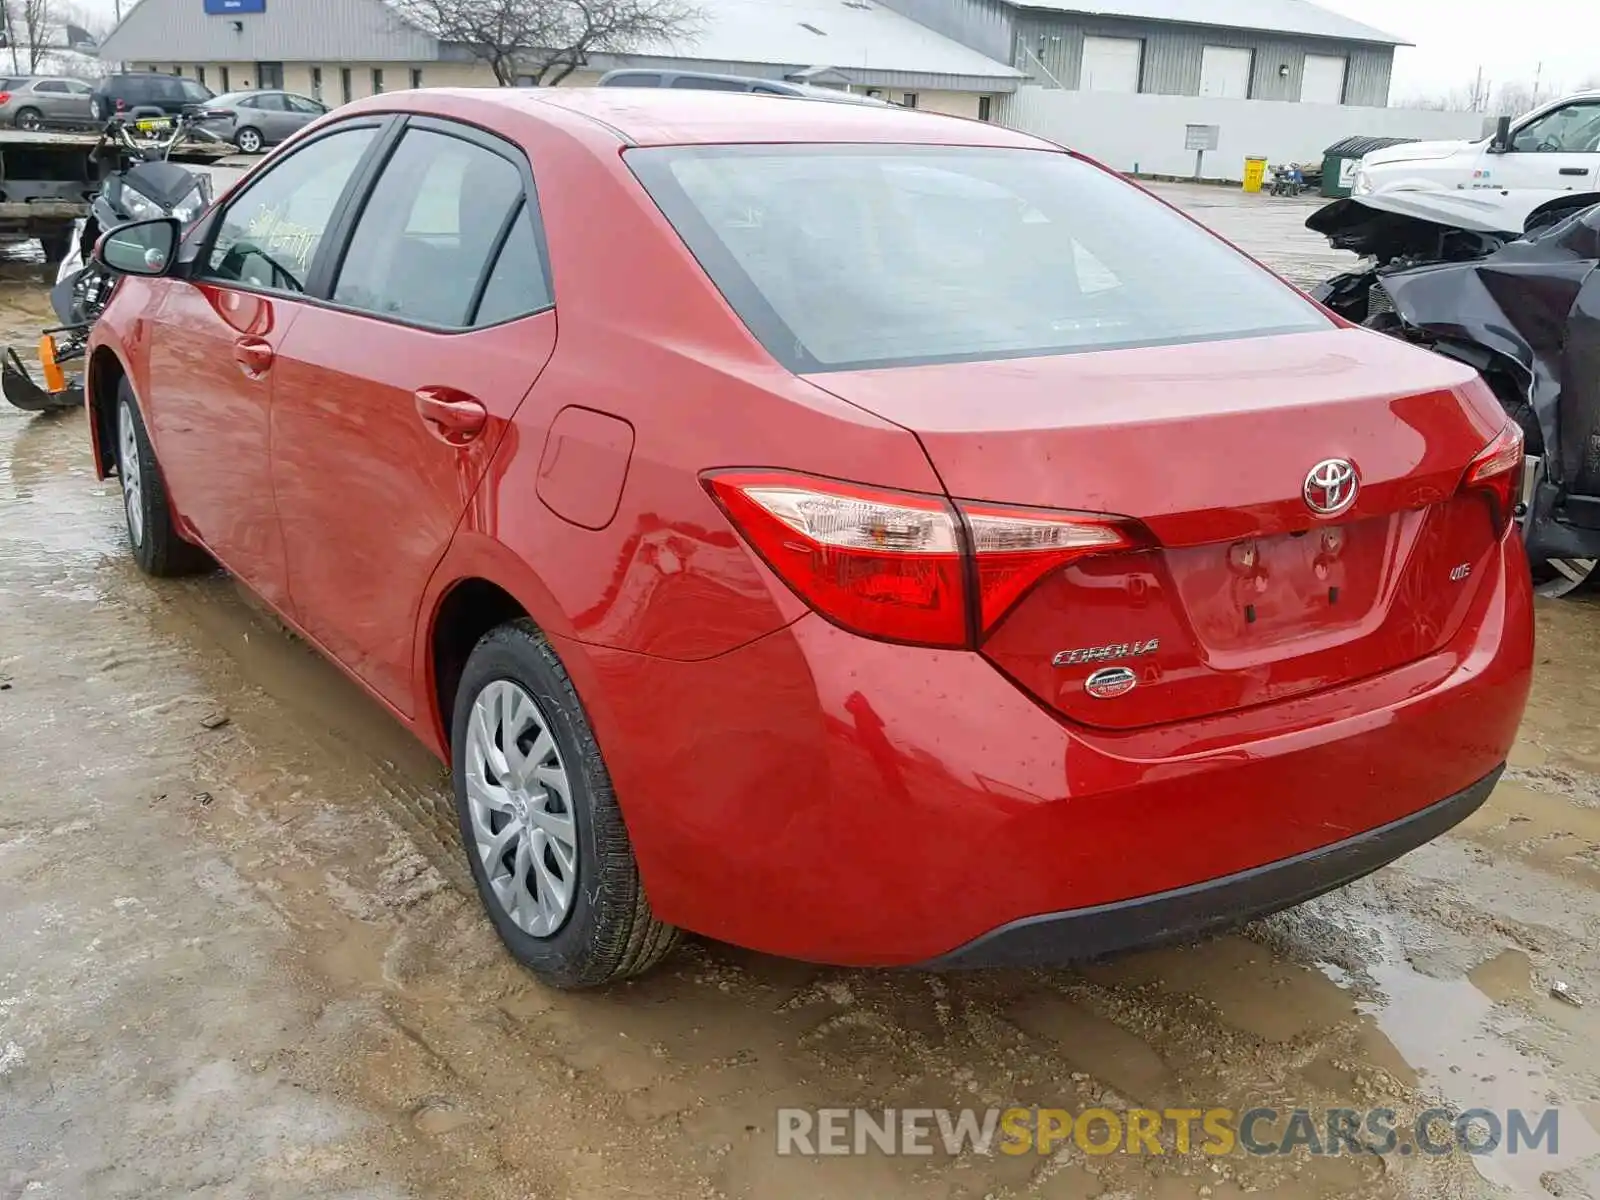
[1321,135,1419,198]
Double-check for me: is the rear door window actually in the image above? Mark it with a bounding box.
[331,126,537,328]
[628,144,1328,372]
[471,204,552,325]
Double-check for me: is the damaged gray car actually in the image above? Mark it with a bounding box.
[1311,188,1600,596]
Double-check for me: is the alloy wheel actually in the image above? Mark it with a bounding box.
[118,400,143,548]
[463,679,579,938]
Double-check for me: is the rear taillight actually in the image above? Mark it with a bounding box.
[962,502,1137,632]
[705,471,1141,648]
[0,93,12,106]
[1461,422,1525,535]
[115,98,127,111]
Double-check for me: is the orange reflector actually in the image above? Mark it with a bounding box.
[38,334,65,394]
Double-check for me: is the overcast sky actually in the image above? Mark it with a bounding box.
[72,0,1599,105]
[1283,0,1594,101]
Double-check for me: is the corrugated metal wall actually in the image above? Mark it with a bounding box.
[99,0,439,64]
[1010,12,1393,106]
[874,0,1016,65]
[1345,45,1394,108]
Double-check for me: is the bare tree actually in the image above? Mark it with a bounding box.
[0,1,20,73]
[1395,75,1573,116]
[390,0,703,87]
[21,0,55,70]
[1490,81,1540,117]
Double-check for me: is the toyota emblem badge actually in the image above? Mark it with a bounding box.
[1303,458,1359,518]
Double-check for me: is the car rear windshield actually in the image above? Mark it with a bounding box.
[627,144,1328,373]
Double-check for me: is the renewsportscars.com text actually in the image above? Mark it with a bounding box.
[776,1106,1561,1159]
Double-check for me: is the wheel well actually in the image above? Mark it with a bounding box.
[87,347,125,476]
[432,579,528,750]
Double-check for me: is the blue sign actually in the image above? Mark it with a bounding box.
[204,0,265,13]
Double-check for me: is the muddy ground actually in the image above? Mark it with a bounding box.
[3,184,1600,1200]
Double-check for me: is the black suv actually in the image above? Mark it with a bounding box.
[90,72,213,121]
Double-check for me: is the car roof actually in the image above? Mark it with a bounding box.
[597,69,891,105]
[395,87,1052,151]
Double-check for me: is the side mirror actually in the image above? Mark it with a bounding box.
[94,217,180,276]
[1490,115,1513,153]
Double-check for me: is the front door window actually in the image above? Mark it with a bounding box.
[204,126,377,293]
[1514,100,1600,153]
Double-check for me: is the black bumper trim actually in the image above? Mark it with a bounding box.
[924,766,1503,970]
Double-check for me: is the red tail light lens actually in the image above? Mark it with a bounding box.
[0,93,12,107]
[705,471,1140,648]
[706,472,967,646]
[964,502,1140,632]
[1461,422,1525,535]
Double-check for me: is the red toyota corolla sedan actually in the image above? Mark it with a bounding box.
[82,88,1533,988]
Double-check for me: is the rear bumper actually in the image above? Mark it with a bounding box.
[924,766,1501,969]
[572,533,1532,967]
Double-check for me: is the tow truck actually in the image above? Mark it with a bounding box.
[0,125,230,265]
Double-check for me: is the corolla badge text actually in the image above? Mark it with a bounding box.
[1084,667,1138,699]
[1052,638,1159,668]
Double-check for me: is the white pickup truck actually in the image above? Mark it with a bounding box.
[1354,90,1600,197]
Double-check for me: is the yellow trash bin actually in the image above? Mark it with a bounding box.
[1243,157,1268,193]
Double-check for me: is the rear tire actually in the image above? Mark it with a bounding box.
[450,620,680,988]
[13,106,42,131]
[235,126,263,154]
[114,379,212,577]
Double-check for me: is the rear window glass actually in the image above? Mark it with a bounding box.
[627,145,1328,372]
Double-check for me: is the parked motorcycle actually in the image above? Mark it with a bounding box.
[1267,162,1320,197]
[1309,187,1600,596]
[2,113,218,414]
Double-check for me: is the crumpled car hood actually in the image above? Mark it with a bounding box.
[1377,204,1600,494]
[1310,189,1587,244]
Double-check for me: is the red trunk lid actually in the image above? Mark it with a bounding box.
[806,329,1510,730]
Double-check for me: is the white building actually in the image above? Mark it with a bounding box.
[95,0,1028,120]
[96,0,1489,178]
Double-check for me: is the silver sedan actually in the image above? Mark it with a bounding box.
[194,90,327,154]
[0,76,96,130]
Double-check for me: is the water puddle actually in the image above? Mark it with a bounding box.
[1326,913,1600,1194]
